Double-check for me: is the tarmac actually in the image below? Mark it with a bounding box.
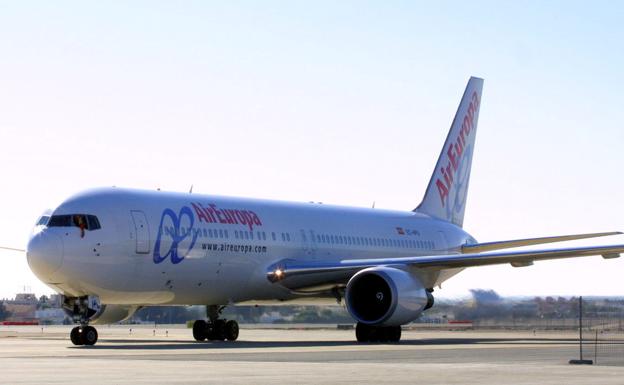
[2,325,624,384]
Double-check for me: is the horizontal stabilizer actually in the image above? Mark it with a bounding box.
[461,231,622,253]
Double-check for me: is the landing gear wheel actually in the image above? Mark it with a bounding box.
[356,322,372,342]
[208,319,226,341]
[193,320,208,341]
[225,320,239,341]
[376,327,389,343]
[70,326,83,346]
[387,326,401,343]
[80,326,98,346]
[355,323,402,343]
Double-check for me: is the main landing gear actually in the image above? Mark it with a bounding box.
[355,322,401,343]
[192,305,239,342]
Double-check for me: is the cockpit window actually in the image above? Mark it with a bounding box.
[87,215,101,230]
[36,216,50,226]
[48,214,101,231]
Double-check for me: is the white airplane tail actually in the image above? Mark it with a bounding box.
[415,77,483,227]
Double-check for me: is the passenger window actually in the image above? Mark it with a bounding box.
[272,232,276,241]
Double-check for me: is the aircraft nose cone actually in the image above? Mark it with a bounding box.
[27,231,64,283]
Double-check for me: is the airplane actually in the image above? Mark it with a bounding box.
[12,76,624,346]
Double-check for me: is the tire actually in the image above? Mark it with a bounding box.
[210,319,226,341]
[355,322,371,343]
[193,320,207,341]
[70,326,83,346]
[225,320,239,341]
[376,327,389,343]
[81,326,98,346]
[388,326,402,343]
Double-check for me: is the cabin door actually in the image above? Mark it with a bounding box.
[130,210,151,254]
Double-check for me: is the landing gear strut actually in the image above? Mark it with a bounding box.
[192,305,239,342]
[355,322,401,343]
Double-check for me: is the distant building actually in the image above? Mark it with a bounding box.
[35,308,67,324]
[2,293,66,323]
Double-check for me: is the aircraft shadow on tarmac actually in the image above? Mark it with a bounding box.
[71,337,579,350]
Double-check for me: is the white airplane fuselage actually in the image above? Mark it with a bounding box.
[28,188,473,306]
[22,77,624,346]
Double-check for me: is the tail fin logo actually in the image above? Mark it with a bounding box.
[435,91,480,207]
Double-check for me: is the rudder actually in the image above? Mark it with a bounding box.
[415,77,483,227]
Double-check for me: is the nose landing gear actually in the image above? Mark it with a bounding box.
[63,296,101,346]
[69,325,99,346]
[192,305,239,342]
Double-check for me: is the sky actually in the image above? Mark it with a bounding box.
[0,1,623,300]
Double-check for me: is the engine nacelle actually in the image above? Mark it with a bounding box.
[345,267,431,326]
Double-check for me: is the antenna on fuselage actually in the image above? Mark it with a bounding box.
[189,185,194,194]
[372,201,376,208]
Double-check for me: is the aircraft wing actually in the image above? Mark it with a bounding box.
[267,244,624,290]
[461,231,622,253]
[0,246,25,252]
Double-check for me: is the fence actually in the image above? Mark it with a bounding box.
[571,297,624,365]
[574,322,624,365]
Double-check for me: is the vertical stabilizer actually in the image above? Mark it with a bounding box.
[415,77,483,227]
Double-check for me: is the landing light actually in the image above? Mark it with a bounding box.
[274,268,284,278]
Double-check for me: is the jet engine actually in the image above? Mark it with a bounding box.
[345,267,432,326]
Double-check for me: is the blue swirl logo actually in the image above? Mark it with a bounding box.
[153,206,198,264]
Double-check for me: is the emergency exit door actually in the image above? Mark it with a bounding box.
[130,210,150,254]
